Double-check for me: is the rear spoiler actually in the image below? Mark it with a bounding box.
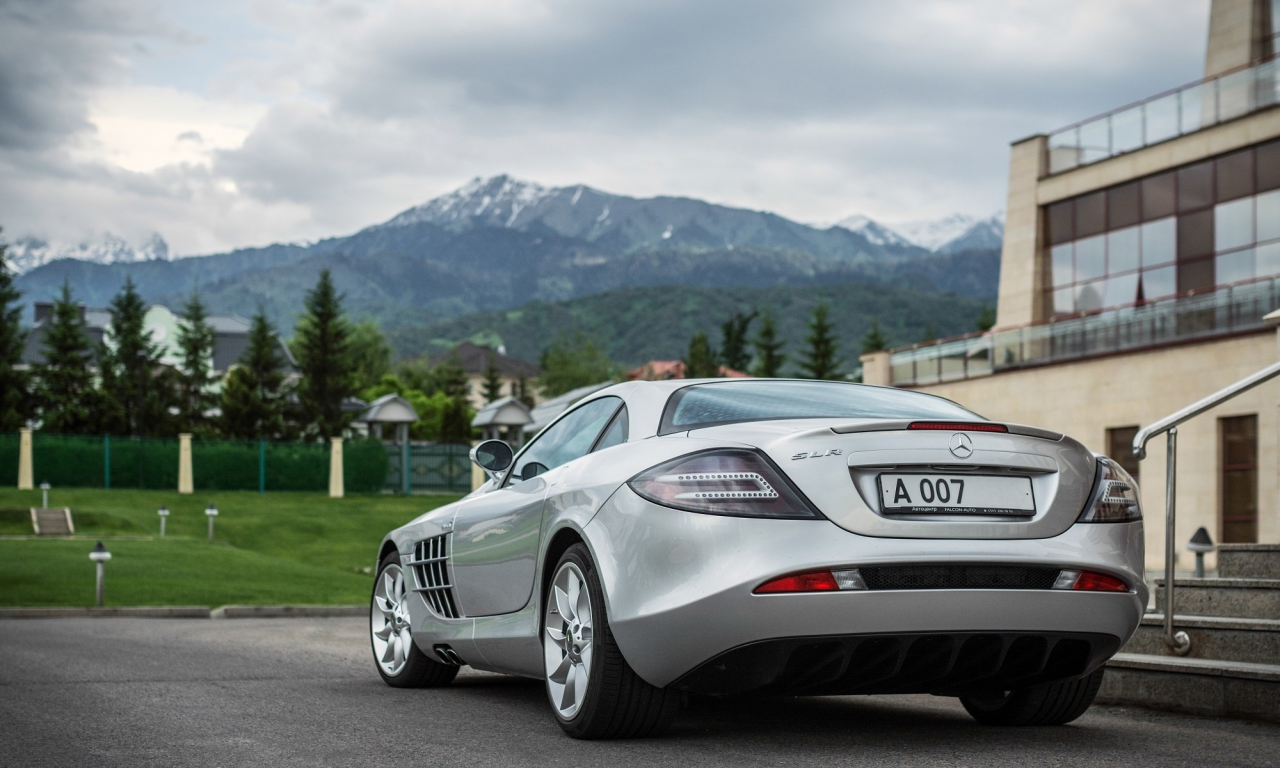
[830,420,1063,441]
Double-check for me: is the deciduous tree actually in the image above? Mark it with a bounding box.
[537,331,618,397]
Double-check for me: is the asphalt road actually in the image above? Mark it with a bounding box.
[1,617,1277,767]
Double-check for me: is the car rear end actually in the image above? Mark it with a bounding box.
[585,380,1145,698]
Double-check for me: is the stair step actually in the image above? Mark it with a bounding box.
[1122,614,1280,664]
[31,508,73,537]
[1218,543,1280,579]
[1099,653,1280,722]
[1154,578,1280,620]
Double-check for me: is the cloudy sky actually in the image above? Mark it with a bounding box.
[0,0,1210,256]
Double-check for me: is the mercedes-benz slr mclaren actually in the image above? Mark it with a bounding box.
[370,379,1145,738]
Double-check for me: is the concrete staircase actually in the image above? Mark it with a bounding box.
[1100,544,1280,722]
[30,507,74,536]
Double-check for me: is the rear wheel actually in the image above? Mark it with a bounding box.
[960,667,1106,726]
[370,551,458,688]
[543,544,680,739]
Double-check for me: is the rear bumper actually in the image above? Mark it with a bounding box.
[584,486,1146,688]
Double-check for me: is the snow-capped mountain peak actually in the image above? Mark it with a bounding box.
[4,232,171,274]
[829,215,914,248]
[381,174,559,230]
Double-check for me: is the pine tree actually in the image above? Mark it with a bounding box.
[175,290,217,433]
[35,282,96,433]
[719,310,757,373]
[0,231,30,431]
[798,301,843,380]
[436,352,473,444]
[483,351,504,403]
[515,375,536,408]
[221,309,289,439]
[101,278,172,436]
[683,331,720,378]
[861,319,889,354]
[751,307,786,378]
[976,304,997,332]
[294,270,356,439]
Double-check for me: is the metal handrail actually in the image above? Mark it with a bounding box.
[1133,357,1280,656]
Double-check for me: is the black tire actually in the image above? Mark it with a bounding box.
[545,543,680,739]
[371,550,459,689]
[960,667,1106,726]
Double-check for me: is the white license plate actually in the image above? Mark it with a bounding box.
[878,474,1034,516]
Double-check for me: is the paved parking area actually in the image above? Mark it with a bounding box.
[1,616,1277,767]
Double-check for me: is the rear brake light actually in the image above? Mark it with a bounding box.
[628,449,821,519]
[754,569,867,594]
[1052,570,1128,592]
[908,421,1008,433]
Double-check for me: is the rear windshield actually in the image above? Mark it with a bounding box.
[660,380,980,434]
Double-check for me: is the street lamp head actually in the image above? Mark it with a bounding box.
[158,506,169,517]
[205,503,218,517]
[88,541,112,562]
[39,482,50,491]
[1188,526,1215,554]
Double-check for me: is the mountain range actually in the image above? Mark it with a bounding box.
[9,175,1002,360]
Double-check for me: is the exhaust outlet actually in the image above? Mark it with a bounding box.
[432,644,465,666]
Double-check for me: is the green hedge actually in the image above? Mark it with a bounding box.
[0,434,387,493]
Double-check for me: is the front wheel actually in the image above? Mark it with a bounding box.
[370,551,458,688]
[543,543,679,739]
[960,667,1106,726]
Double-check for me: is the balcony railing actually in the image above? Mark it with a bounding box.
[889,278,1280,387]
[1047,57,1280,175]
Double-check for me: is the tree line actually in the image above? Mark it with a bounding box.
[0,235,475,443]
[680,301,893,381]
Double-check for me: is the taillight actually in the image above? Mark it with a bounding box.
[1052,570,1129,592]
[628,449,821,519]
[1077,456,1142,523]
[754,569,867,594]
[908,421,1008,433]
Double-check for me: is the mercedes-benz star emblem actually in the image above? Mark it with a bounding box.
[949,433,974,459]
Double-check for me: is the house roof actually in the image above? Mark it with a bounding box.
[626,360,750,381]
[471,396,533,428]
[428,341,541,378]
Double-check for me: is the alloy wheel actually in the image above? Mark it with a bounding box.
[544,561,594,719]
[371,563,413,676]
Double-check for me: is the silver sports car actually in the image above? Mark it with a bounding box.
[370,379,1145,738]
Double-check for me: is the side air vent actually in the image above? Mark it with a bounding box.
[410,535,461,619]
[859,564,1061,591]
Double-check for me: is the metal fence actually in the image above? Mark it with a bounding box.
[384,443,473,494]
[890,277,1280,387]
[0,433,388,494]
[1047,57,1280,174]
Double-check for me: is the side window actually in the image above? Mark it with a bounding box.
[592,406,629,453]
[508,398,622,484]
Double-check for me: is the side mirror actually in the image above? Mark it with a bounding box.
[470,440,514,480]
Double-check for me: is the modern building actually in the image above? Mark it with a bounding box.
[863,0,1280,567]
[22,302,294,375]
[428,341,541,410]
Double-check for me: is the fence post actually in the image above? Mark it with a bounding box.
[178,433,194,494]
[258,439,266,495]
[329,437,344,498]
[17,427,33,490]
[402,441,411,496]
[103,435,110,489]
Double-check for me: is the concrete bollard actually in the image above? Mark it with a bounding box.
[329,437,344,498]
[17,428,33,490]
[178,433,193,495]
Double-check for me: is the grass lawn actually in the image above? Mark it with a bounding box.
[0,487,460,607]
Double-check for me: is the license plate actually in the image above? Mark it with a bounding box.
[878,474,1034,516]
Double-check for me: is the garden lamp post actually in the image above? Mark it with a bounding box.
[158,506,169,537]
[40,481,50,509]
[205,503,218,542]
[1188,527,1215,578]
[89,541,111,607]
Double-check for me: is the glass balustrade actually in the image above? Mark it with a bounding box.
[888,278,1280,386]
[1047,58,1280,175]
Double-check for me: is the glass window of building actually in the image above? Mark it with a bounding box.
[1044,145,1280,318]
[1106,426,1141,485]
